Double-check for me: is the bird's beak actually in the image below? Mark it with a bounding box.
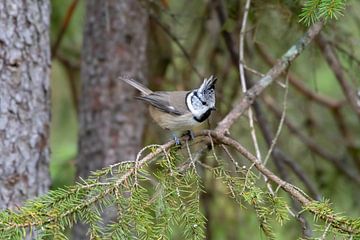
[211,107,216,111]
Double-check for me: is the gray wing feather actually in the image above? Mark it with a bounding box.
[119,76,190,115]
[137,91,189,116]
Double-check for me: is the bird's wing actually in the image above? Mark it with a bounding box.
[137,91,190,116]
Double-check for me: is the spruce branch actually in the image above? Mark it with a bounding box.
[300,0,346,25]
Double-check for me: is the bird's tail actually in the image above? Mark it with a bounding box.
[118,76,152,95]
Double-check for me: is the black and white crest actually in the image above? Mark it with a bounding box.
[186,75,217,122]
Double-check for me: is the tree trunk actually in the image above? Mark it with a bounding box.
[73,0,148,238]
[0,0,51,210]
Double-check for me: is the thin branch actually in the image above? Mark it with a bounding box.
[201,130,358,235]
[316,33,360,118]
[213,0,239,66]
[263,76,288,166]
[329,40,360,69]
[331,107,360,170]
[253,93,320,199]
[255,43,343,109]
[134,144,169,185]
[264,95,360,185]
[256,42,360,171]
[238,0,263,170]
[51,0,80,58]
[253,79,316,237]
[276,149,320,200]
[216,21,324,133]
[239,0,252,89]
[214,4,322,200]
[221,145,240,171]
[149,15,203,79]
[186,140,197,173]
[243,63,265,77]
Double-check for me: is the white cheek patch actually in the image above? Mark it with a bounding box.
[186,92,196,113]
[186,91,209,119]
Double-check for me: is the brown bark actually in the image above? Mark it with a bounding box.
[0,0,51,210]
[74,0,148,238]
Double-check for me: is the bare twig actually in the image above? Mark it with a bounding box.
[243,63,265,77]
[214,3,323,199]
[221,145,240,171]
[51,0,80,58]
[216,21,324,133]
[238,0,262,171]
[331,107,360,170]
[276,149,320,200]
[256,42,360,172]
[213,0,239,67]
[149,15,203,79]
[185,140,197,173]
[263,76,288,166]
[264,95,360,185]
[316,33,360,118]
[330,40,360,69]
[255,43,343,109]
[239,0,252,89]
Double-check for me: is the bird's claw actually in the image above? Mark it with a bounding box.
[172,133,181,145]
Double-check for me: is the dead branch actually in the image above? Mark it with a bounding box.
[255,43,343,109]
[51,0,80,58]
[149,15,203,79]
[316,33,360,118]
[253,101,321,200]
[264,95,360,185]
[216,21,324,133]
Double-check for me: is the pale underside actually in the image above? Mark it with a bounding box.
[149,106,204,131]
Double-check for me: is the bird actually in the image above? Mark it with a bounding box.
[119,75,217,144]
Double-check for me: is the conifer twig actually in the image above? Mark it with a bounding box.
[263,76,288,166]
[197,130,358,235]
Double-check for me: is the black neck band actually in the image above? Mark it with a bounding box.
[193,109,212,123]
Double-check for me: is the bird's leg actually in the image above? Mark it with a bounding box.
[182,130,195,141]
[188,130,195,140]
[172,133,181,145]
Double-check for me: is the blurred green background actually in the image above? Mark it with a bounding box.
[50,0,84,188]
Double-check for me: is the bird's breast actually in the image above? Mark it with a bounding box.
[149,106,204,131]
